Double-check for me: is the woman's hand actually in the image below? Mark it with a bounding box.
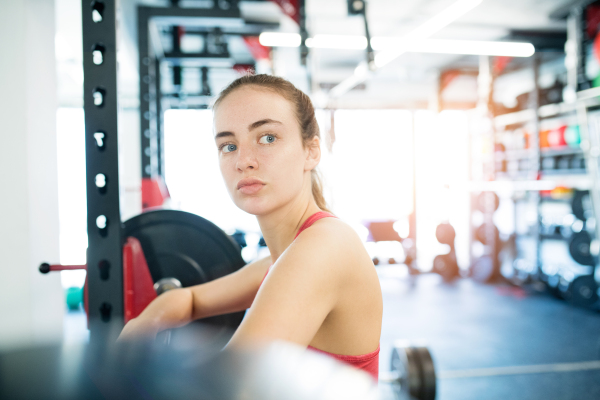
[116,288,193,343]
[117,317,159,342]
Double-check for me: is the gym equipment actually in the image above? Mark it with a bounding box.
[570,154,586,169]
[432,254,459,282]
[231,229,247,248]
[470,255,496,283]
[569,230,595,266]
[66,287,83,310]
[433,222,460,281]
[435,223,455,245]
[41,209,247,340]
[541,156,557,170]
[572,190,590,221]
[474,223,500,245]
[567,275,599,307]
[258,236,267,247]
[564,125,581,147]
[547,125,567,147]
[559,274,599,308]
[0,338,379,400]
[385,344,436,400]
[475,192,500,213]
[556,155,571,170]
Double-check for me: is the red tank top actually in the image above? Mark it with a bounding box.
[259,211,380,380]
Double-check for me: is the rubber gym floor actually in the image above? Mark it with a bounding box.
[376,266,600,400]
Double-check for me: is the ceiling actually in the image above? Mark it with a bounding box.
[55,0,576,109]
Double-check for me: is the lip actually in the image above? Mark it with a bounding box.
[237,177,265,190]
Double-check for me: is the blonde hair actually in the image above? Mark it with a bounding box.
[213,74,330,212]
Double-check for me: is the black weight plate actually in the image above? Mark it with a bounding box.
[435,223,456,245]
[569,231,595,266]
[568,275,599,308]
[390,345,420,400]
[433,254,459,282]
[471,255,496,283]
[123,210,247,339]
[571,190,589,221]
[476,192,499,213]
[413,347,437,400]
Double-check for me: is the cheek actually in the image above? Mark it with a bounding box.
[262,144,305,181]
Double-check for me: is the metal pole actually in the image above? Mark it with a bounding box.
[81,0,124,342]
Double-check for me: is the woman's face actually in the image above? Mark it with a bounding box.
[213,86,318,216]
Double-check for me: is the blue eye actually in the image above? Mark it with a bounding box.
[222,144,237,153]
[260,135,276,144]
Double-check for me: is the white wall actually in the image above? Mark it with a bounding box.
[0,0,63,349]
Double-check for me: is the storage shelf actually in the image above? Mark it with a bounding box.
[541,168,587,176]
[494,88,600,129]
[495,147,583,161]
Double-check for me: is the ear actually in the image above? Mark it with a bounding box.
[304,136,321,172]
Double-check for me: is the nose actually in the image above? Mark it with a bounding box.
[235,145,259,172]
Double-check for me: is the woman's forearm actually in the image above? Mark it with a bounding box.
[118,287,193,340]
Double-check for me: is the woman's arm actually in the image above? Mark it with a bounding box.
[118,255,271,341]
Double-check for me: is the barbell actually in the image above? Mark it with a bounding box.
[380,344,437,400]
[41,209,247,343]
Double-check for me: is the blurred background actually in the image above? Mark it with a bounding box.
[2,0,600,399]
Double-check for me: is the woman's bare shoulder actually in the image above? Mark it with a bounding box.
[291,217,371,269]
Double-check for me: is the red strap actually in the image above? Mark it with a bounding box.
[260,212,337,285]
[294,211,337,239]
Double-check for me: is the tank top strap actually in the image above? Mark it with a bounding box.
[260,211,337,285]
[294,211,337,240]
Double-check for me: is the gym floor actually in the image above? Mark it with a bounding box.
[376,266,600,400]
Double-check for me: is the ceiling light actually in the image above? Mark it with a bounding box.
[329,0,484,99]
[371,38,535,57]
[258,32,301,47]
[306,34,367,50]
[374,0,484,68]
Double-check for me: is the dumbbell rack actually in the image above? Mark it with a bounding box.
[468,4,600,306]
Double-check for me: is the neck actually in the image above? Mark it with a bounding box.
[257,178,322,262]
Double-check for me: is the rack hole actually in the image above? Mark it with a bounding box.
[93,88,106,107]
[96,215,108,237]
[93,131,106,151]
[92,44,105,65]
[100,302,112,322]
[98,260,110,280]
[95,173,107,194]
[91,1,104,23]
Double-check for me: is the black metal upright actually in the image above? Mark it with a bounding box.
[139,7,159,180]
[82,0,124,341]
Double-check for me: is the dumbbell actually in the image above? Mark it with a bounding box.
[433,223,459,282]
[475,192,499,213]
[474,223,500,245]
[470,255,497,283]
[380,343,436,400]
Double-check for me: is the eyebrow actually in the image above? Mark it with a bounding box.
[215,119,283,141]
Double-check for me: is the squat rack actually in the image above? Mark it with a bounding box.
[81,0,292,342]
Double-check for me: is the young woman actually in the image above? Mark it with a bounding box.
[119,74,383,379]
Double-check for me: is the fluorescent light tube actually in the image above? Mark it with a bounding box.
[374,0,484,68]
[306,34,367,50]
[371,38,535,57]
[258,32,301,47]
[329,0,484,99]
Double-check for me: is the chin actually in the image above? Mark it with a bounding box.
[234,195,274,216]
